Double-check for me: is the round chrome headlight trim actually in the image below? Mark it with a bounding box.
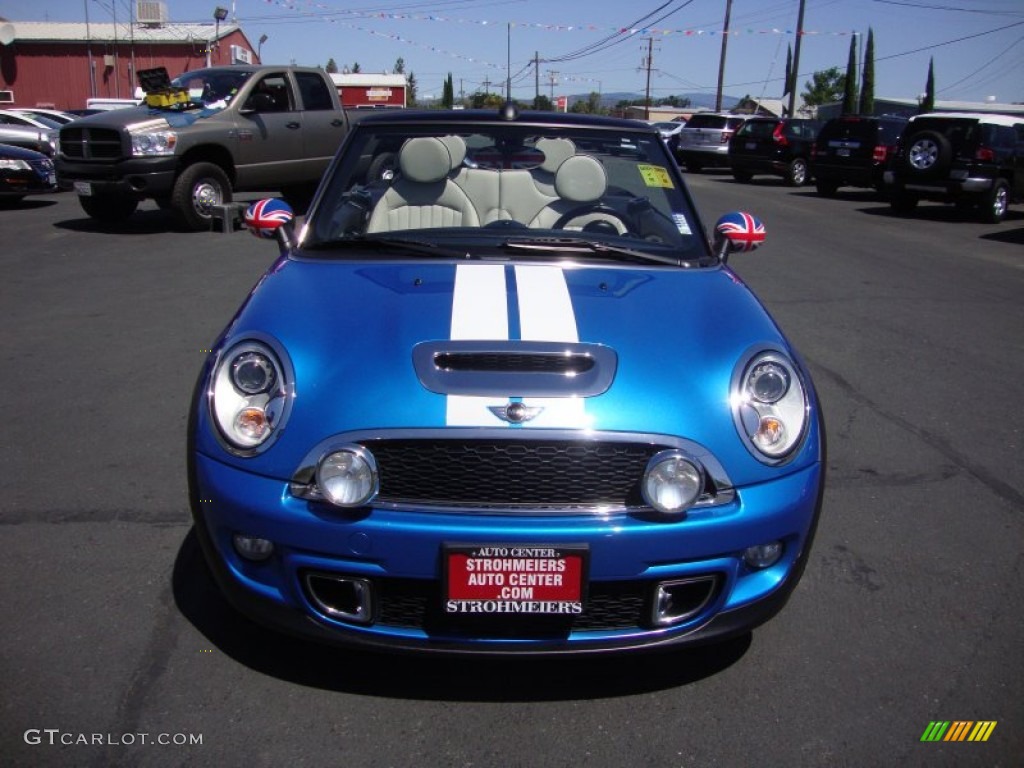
[316,444,379,508]
[641,449,705,515]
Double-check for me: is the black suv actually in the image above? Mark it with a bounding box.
[811,115,907,196]
[886,112,1024,223]
[728,117,821,186]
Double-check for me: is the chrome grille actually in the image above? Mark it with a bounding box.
[60,126,124,160]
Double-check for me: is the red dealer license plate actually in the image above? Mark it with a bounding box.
[445,544,587,616]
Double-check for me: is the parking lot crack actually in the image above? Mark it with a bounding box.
[808,358,1023,510]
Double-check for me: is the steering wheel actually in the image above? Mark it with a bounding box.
[552,203,634,235]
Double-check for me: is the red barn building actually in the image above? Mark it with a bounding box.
[0,17,259,110]
[330,72,407,109]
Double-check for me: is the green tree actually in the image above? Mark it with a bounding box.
[406,71,418,107]
[842,36,858,114]
[858,28,875,115]
[393,57,405,74]
[920,58,935,113]
[351,62,361,74]
[802,66,845,108]
[533,94,553,111]
[470,91,504,109]
[324,58,338,74]
[442,73,454,108]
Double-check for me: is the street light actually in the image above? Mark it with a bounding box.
[211,6,229,65]
[258,33,268,62]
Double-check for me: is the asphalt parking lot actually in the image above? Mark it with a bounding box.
[1,179,1021,767]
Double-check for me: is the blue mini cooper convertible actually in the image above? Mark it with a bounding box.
[188,107,825,654]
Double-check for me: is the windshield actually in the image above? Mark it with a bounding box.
[171,69,253,109]
[304,119,708,265]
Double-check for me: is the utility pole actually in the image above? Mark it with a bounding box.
[715,0,732,112]
[548,70,559,102]
[482,77,491,98]
[643,37,654,120]
[534,51,540,106]
[788,0,807,118]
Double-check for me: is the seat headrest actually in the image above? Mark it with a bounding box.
[399,137,452,183]
[536,137,576,173]
[554,155,607,203]
[439,135,467,169]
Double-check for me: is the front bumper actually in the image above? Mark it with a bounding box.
[189,450,824,655]
[56,155,178,198]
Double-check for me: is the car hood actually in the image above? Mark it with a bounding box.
[195,256,821,486]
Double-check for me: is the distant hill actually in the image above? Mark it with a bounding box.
[570,91,741,111]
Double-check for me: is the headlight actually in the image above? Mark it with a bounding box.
[209,340,291,454]
[732,351,808,462]
[130,129,177,156]
[642,450,704,514]
[0,158,32,171]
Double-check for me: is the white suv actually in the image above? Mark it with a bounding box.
[676,112,753,172]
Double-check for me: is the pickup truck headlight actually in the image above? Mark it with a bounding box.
[130,129,177,156]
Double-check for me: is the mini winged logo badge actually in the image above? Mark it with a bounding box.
[488,402,544,424]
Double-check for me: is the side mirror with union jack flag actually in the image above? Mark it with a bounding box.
[244,198,296,252]
[713,211,766,263]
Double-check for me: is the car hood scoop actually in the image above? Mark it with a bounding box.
[412,340,617,397]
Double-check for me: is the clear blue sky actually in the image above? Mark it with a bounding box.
[4,0,1023,104]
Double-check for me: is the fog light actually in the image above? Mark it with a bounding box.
[316,446,378,507]
[233,533,274,561]
[743,541,784,569]
[642,450,704,514]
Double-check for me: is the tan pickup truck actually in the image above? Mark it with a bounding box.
[56,65,355,230]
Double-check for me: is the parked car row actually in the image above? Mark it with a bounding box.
[674,110,1022,223]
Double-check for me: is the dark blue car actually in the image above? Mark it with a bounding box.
[188,108,825,654]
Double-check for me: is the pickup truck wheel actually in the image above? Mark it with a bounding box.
[79,193,138,222]
[172,162,232,231]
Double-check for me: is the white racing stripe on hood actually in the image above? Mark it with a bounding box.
[515,266,587,428]
[446,264,509,426]
[445,264,589,428]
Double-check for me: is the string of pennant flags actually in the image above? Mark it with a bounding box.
[260,0,859,38]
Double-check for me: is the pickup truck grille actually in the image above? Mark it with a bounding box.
[60,127,124,160]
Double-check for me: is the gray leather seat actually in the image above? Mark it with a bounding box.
[366,137,480,232]
[528,154,626,233]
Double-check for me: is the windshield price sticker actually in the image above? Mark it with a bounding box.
[445,545,585,615]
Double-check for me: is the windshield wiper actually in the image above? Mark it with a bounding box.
[306,235,471,259]
[501,236,682,266]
